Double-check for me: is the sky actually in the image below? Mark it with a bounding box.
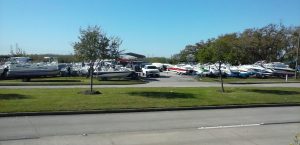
[0,0,300,57]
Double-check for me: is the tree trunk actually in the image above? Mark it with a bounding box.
[219,62,225,93]
[90,63,94,93]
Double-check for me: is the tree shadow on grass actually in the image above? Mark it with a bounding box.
[0,94,30,100]
[30,80,81,82]
[128,91,195,99]
[245,89,300,95]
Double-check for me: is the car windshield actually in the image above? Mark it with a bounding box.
[147,66,157,69]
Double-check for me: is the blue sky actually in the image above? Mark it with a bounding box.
[0,0,300,57]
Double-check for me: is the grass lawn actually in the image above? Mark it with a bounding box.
[198,77,300,84]
[0,87,299,113]
[0,77,145,86]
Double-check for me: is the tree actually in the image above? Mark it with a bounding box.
[175,23,298,66]
[178,45,198,62]
[73,25,122,93]
[169,54,181,64]
[196,40,215,63]
[212,39,228,93]
[108,37,123,59]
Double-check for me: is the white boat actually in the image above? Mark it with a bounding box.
[94,61,134,80]
[192,64,210,76]
[208,64,222,76]
[245,64,273,78]
[262,62,294,77]
[95,71,133,79]
[2,57,59,79]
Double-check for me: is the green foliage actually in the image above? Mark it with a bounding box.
[169,54,181,64]
[175,24,300,67]
[27,54,76,63]
[57,55,77,63]
[73,25,122,61]
[72,25,122,93]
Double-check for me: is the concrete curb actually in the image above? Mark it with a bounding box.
[228,82,300,84]
[1,104,299,117]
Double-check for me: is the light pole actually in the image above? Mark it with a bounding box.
[296,35,299,79]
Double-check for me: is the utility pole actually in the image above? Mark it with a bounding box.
[296,35,299,79]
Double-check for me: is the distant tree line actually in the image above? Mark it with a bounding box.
[9,43,26,57]
[29,54,77,63]
[2,43,77,63]
[170,24,300,68]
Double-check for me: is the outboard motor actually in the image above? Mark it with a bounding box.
[0,67,8,79]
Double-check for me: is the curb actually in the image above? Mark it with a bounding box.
[228,82,300,84]
[1,104,299,117]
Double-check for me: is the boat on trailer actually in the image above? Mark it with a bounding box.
[94,61,135,80]
[262,62,294,77]
[1,57,59,81]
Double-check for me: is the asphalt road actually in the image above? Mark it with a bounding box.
[1,72,300,88]
[0,107,299,145]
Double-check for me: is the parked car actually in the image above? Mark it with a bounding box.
[142,65,160,77]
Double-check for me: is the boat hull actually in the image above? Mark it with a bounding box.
[6,69,60,78]
[95,71,133,79]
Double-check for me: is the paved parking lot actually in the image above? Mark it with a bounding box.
[1,72,300,88]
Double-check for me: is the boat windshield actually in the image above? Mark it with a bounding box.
[273,63,288,68]
[9,57,31,63]
[43,57,58,63]
[147,66,157,69]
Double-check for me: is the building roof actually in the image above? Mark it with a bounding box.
[123,52,145,59]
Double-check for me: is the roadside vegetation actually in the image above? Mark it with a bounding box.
[0,87,299,113]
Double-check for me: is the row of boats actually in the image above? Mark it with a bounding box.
[163,61,296,78]
[0,57,297,81]
[0,57,135,81]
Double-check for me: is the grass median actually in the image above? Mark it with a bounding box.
[0,87,299,113]
[198,77,300,84]
[0,77,145,86]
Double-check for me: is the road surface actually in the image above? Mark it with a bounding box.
[0,106,299,145]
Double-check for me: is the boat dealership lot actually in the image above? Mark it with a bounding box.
[1,72,299,145]
[1,72,300,88]
[0,107,299,145]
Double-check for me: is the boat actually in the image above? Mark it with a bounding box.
[192,64,210,76]
[167,64,194,75]
[1,57,59,80]
[226,65,240,77]
[246,64,273,78]
[262,62,294,77]
[95,71,134,80]
[94,61,135,80]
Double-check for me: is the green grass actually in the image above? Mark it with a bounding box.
[0,77,145,86]
[0,87,299,113]
[198,77,300,84]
